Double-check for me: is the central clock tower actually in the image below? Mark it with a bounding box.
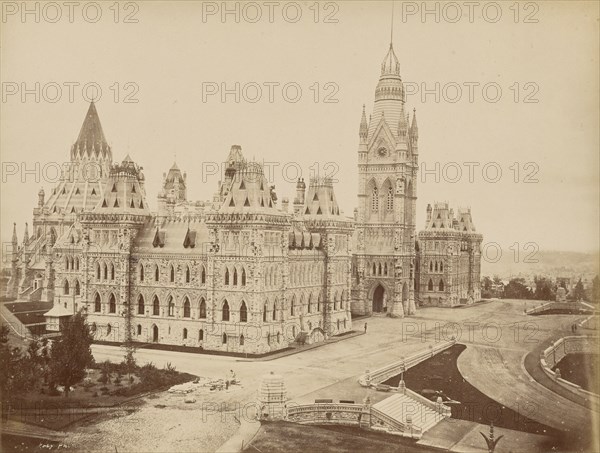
[352,42,419,317]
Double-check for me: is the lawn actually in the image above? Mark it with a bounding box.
[3,362,197,430]
[244,421,430,453]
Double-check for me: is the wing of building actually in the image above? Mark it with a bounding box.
[6,42,483,354]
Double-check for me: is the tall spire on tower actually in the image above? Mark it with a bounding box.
[23,223,29,245]
[12,222,18,247]
[411,108,418,139]
[71,101,112,161]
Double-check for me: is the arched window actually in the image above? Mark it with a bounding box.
[199,329,204,341]
[138,295,145,315]
[109,294,116,313]
[225,268,230,285]
[222,300,230,321]
[240,301,247,323]
[307,294,312,313]
[153,295,160,315]
[337,319,340,330]
[240,335,245,346]
[290,296,295,316]
[428,279,434,291]
[63,280,70,295]
[340,292,344,309]
[94,293,101,312]
[75,280,80,296]
[222,333,227,344]
[263,302,268,322]
[155,265,159,282]
[372,263,376,275]
[272,299,277,321]
[96,263,101,280]
[267,333,271,345]
[429,261,433,272]
[185,266,190,283]
[277,332,281,343]
[103,263,108,280]
[199,299,206,318]
[371,186,378,211]
[318,293,322,312]
[435,262,438,272]
[170,265,175,282]
[139,264,144,282]
[168,296,175,317]
[440,261,444,272]
[65,256,70,270]
[387,186,394,210]
[137,325,142,335]
[233,268,238,285]
[384,262,388,276]
[110,263,115,280]
[183,328,188,340]
[201,266,206,284]
[439,279,445,291]
[241,268,246,286]
[183,297,191,318]
[107,324,112,336]
[333,293,338,311]
[378,263,382,275]
[75,258,80,271]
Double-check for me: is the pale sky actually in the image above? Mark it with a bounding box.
[1,1,599,259]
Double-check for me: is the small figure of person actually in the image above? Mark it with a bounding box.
[364,322,368,333]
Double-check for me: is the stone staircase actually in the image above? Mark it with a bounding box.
[372,393,444,434]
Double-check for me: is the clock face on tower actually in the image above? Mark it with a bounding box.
[377,147,388,157]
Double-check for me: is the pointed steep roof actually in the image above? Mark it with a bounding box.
[71,102,112,161]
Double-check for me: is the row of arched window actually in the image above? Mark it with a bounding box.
[427,278,445,292]
[65,256,80,271]
[428,261,444,272]
[63,279,81,296]
[96,262,116,281]
[368,261,392,277]
[224,266,246,286]
[138,263,206,285]
[289,262,323,287]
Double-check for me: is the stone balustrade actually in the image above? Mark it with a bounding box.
[539,335,599,406]
[359,340,456,388]
[286,402,422,439]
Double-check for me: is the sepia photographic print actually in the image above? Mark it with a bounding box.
[1,1,599,452]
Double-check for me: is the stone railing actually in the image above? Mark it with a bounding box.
[359,340,456,387]
[525,301,554,315]
[540,335,599,406]
[404,387,452,418]
[286,402,421,439]
[579,314,598,330]
[286,403,363,426]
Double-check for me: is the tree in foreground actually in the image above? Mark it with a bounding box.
[49,312,94,397]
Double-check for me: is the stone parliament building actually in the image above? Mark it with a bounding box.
[6,42,482,354]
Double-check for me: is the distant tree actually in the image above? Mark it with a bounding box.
[591,276,600,303]
[481,276,493,298]
[492,276,502,285]
[504,278,532,300]
[533,276,555,301]
[571,278,586,301]
[49,312,94,397]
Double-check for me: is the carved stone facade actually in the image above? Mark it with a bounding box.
[415,202,483,307]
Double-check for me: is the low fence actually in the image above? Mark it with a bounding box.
[540,335,599,406]
[359,340,456,388]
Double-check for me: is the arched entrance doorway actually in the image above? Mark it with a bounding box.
[373,285,385,313]
[152,325,159,342]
